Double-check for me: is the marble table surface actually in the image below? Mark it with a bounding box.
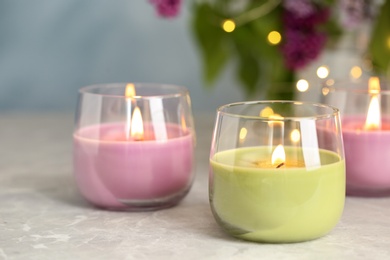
[0,112,389,260]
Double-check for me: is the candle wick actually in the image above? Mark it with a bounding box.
[276,162,284,168]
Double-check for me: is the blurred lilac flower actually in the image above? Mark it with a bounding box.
[281,6,330,70]
[283,0,315,18]
[283,8,330,30]
[339,0,374,29]
[149,0,182,18]
[282,29,327,70]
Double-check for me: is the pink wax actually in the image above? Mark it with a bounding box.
[73,122,194,210]
[342,115,390,195]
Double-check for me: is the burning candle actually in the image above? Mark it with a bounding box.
[125,83,136,139]
[209,101,345,243]
[73,83,195,210]
[340,77,390,196]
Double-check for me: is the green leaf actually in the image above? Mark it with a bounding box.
[250,7,282,59]
[192,3,230,86]
[321,18,343,49]
[369,0,390,74]
[236,49,260,94]
[266,76,295,101]
[321,0,337,6]
[190,0,296,100]
[232,23,278,61]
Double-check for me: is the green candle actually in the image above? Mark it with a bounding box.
[210,146,345,243]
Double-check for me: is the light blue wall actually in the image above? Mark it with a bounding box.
[0,0,244,112]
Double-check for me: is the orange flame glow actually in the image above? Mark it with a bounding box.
[125,83,136,99]
[364,77,381,130]
[272,144,286,166]
[130,107,144,141]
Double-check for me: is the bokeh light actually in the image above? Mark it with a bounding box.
[350,66,362,79]
[259,107,274,117]
[222,19,236,33]
[290,129,301,143]
[296,79,309,92]
[267,31,282,45]
[239,127,248,141]
[316,66,329,79]
[387,36,390,49]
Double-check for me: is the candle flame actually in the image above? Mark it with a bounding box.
[272,144,286,166]
[368,77,380,94]
[130,107,144,140]
[125,83,136,99]
[364,77,381,130]
[125,83,136,140]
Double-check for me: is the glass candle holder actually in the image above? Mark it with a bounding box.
[73,83,196,211]
[322,77,390,196]
[209,101,345,243]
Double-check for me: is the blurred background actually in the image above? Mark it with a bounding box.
[0,0,244,113]
[1,0,388,113]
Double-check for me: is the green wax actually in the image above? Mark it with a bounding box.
[210,146,345,243]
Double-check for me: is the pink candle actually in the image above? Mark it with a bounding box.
[342,115,390,195]
[73,122,194,210]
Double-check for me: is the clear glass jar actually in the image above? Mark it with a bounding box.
[209,101,345,243]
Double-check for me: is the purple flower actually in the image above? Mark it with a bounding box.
[281,6,330,70]
[283,0,316,18]
[282,29,327,70]
[339,0,374,29]
[283,8,330,30]
[149,0,182,18]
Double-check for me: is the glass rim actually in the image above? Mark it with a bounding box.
[323,85,390,95]
[217,100,340,121]
[78,83,189,99]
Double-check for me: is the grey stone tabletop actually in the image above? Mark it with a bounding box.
[0,112,389,259]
